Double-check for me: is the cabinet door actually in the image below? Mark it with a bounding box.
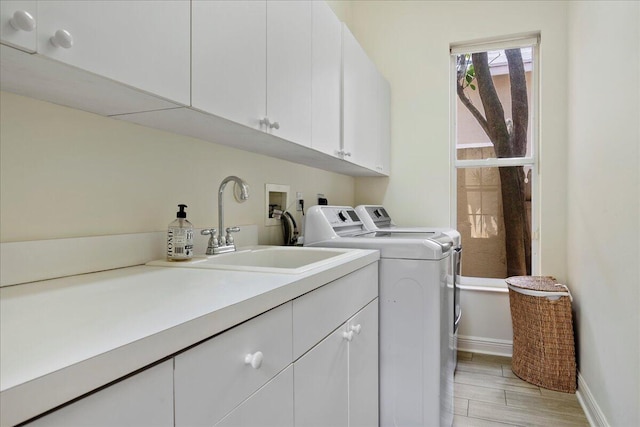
[215,366,294,427]
[1,1,36,52]
[376,75,391,175]
[174,303,293,427]
[342,24,379,170]
[36,1,190,105]
[311,0,342,157]
[27,361,173,427]
[294,325,349,427]
[348,299,379,427]
[266,0,312,146]
[191,0,266,129]
[292,263,378,360]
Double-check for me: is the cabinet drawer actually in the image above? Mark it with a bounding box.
[292,263,378,359]
[175,302,293,427]
[27,360,173,427]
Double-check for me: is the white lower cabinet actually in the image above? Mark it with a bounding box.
[22,263,378,427]
[294,299,379,427]
[348,299,380,427]
[215,366,294,427]
[26,360,174,427]
[176,263,378,427]
[294,323,349,427]
[174,302,293,427]
[292,264,379,427]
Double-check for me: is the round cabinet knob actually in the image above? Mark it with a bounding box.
[10,10,36,32]
[259,117,271,128]
[342,330,354,342]
[50,29,73,49]
[350,324,362,334]
[244,351,264,369]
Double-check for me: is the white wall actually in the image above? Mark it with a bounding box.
[567,2,640,426]
[0,92,355,245]
[345,2,640,423]
[345,1,569,357]
[350,1,569,281]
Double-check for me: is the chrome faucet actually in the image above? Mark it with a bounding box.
[202,176,249,255]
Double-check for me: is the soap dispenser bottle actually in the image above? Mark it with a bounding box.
[167,204,194,261]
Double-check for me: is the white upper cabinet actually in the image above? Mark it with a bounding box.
[311,0,341,156]
[377,75,391,175]
[1,0,389,176]
[342,24,379,170]
[191,1,267,130]
[192,0,312,147]
[266,1,312,146]
[36,0,190,105]
[1,1,37,52]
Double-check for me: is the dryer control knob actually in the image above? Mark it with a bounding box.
[338,210,348,222]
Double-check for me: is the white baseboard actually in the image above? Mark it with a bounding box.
[457,334,513,357]
[577,372,609,427]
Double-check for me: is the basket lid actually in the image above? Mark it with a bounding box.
[505,276,565,292]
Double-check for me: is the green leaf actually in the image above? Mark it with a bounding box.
[470,84,476,90]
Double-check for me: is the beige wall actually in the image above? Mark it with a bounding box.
[0,92,355,244]
[350,0,568,281]
[346,0,639,424]
[567,2,640,426]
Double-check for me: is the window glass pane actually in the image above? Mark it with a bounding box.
[457,166,531,279]
[455,47,533,161]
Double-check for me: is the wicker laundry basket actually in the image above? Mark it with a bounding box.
[506,276,577,393]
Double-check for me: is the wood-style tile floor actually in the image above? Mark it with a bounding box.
[453,352,589,427]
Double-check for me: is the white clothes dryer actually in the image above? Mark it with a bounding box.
[355,205,462,336]
[304,205,454,427]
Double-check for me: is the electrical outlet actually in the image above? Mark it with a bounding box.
[296,192,304,211]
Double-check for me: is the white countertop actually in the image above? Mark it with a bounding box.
[0,248,379,426]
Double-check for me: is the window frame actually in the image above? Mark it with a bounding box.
[450,34,541,288]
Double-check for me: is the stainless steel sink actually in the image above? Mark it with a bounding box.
[147,246,361,274]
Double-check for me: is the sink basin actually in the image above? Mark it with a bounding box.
[147,246,362,274]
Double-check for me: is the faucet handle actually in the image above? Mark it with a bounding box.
[201,228,218,254]
[225,226,241,245]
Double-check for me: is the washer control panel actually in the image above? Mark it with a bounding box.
[324,207,362,227]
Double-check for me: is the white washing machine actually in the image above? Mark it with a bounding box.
[355,205,463,424]
[355,205,462,333]
[304,205,454,427]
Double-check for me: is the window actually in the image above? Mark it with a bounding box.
[450,35,539,282]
